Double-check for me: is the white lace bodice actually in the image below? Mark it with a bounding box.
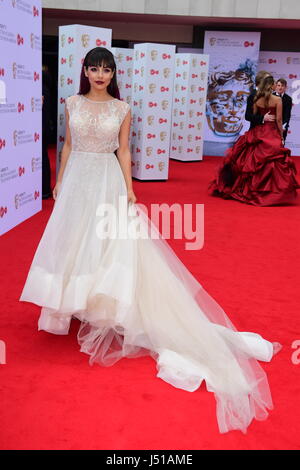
[66,94,130,153]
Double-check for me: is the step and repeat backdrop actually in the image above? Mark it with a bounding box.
[258,51,300,156]
[0,0,42,236]
[2,15,300,235]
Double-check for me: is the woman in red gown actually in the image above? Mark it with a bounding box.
[210,75,299,206]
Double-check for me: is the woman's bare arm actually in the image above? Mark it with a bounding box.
[116,110,136,202]
[52,105,72,200]
[56,107,72,183]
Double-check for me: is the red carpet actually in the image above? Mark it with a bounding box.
[1,148,300,450]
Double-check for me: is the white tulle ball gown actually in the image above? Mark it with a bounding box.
[19,94,281,434]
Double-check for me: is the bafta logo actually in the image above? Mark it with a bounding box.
[61,34,66,48]
[31,97,35,112]
[146,147,153,156]
[163,68,170,79]
[149,83,156,94]
[14,194,19,209]
[81,34,90,48]
[147,115,154,126]
[160,131,167,142]
[150,50,158,61]
[13,130,18,146]
[12,62,17,79]
[158,161,165,171]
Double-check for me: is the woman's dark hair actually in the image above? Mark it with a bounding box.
[78,47,120,99]
[254,75,275,106]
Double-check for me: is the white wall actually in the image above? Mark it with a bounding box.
[42,0,300,20]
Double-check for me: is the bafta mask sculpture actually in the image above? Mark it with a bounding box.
[206,68,253,137]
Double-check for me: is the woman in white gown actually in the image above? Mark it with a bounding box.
[20,47,281,434]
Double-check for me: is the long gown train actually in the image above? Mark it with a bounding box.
[20,95,281,433]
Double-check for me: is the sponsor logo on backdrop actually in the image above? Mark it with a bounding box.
[96,38,106,47]
[1,166,15,181]
[0,102,17,114]
[30,32,41,50]
[31,156,41,172]
[0,24,16,45]
[18,102,25,113]
[14,190,40,209]
[31,97,42,112]
[17,34,24,45]
[0,138,6,149]
[0,206,8,218]
[32,5,39,16]
[12,0,33,15]
[12,130,39,146]
[0,165,25,183]
[12,63,40,81]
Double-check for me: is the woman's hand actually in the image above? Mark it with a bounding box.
[52,182,61,201]
[264,112,276,122]
[127,188,137,204]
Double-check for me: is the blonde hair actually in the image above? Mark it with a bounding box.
[254,75,275,107]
